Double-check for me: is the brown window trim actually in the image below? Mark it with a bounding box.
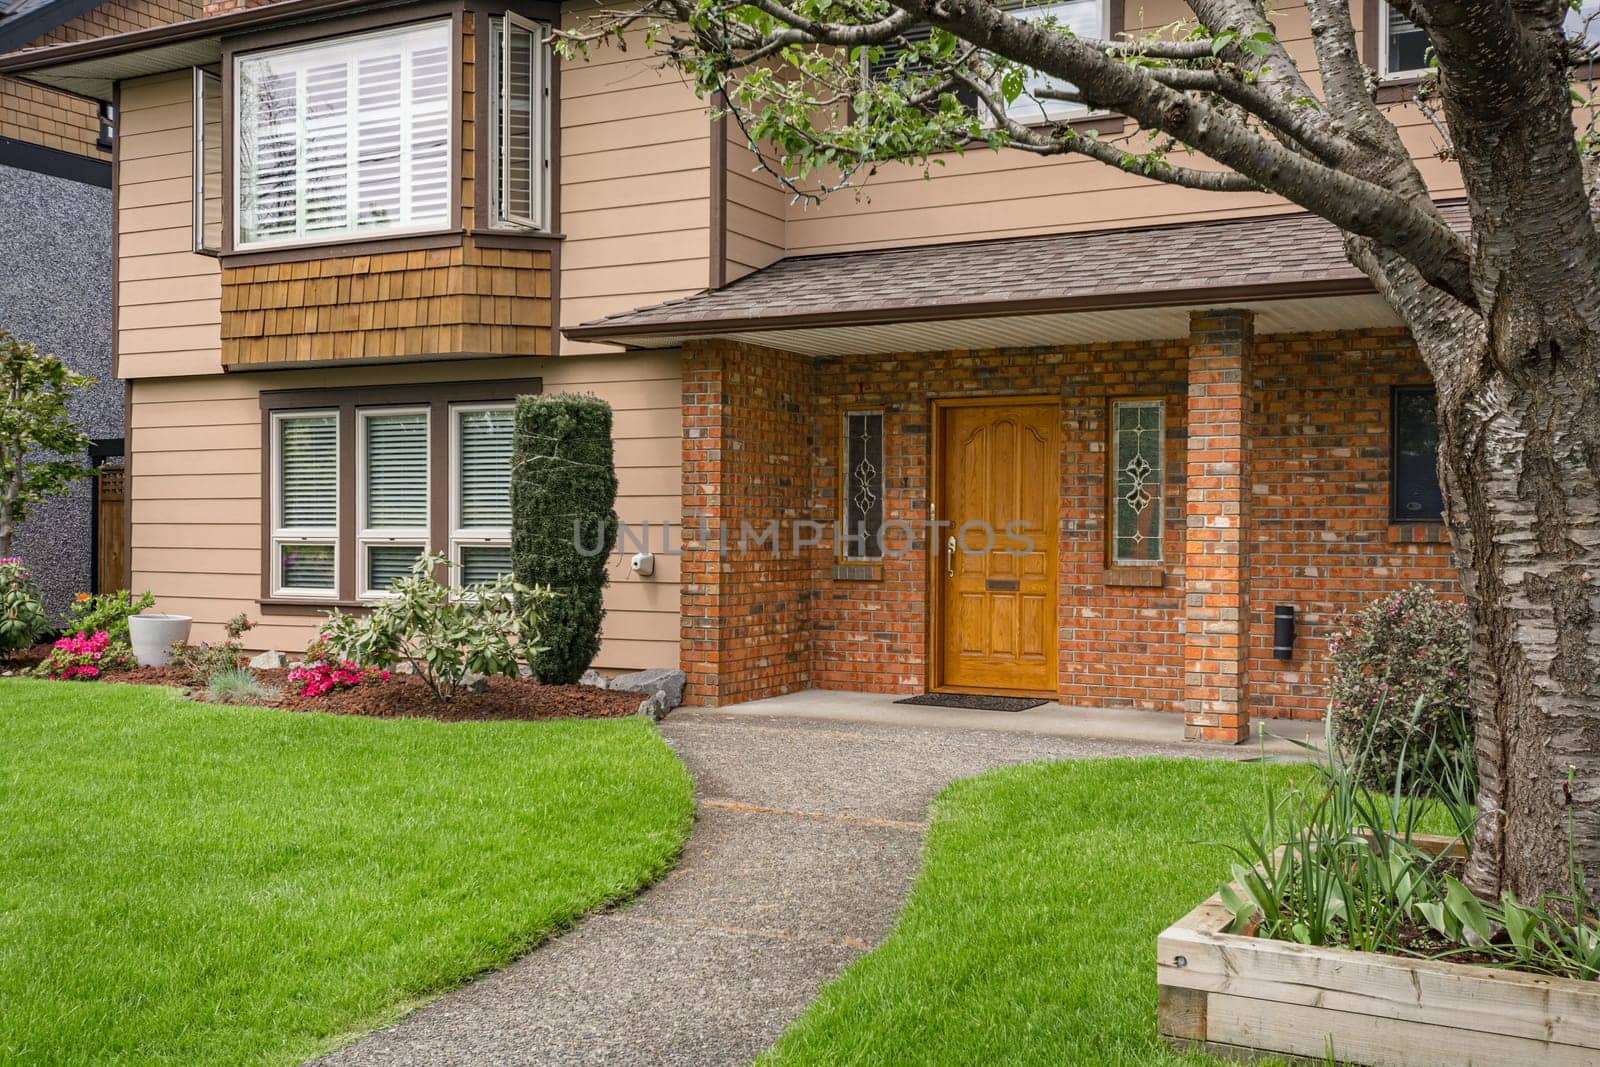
[219,2,465,257]
[1103,394,1168,577]
[221,229,466,268]
[258,378,542,610]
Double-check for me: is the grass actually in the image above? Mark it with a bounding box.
[760,757,1300,1067]
[0,678,694,1066]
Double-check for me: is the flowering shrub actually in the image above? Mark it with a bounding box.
[288,660,388,698]
[320,552,555,703]
[33,629,135,680]
[0,556,47,654]
[1328,584,1471,790]
[65,589,154,644]
[168,612,257,684]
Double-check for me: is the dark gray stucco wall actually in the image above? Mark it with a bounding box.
[0,162,120,623]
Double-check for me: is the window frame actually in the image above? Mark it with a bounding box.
[270,409,341,599]
[258,378,541,610]
[192,67,223,254]
[229,16,458,253]
[356,406,433,599]
[449,401,516,585]
[488,11,551,231]
[1003,0,1111,125]
[1105,396,1166,568]
[839,409,886,563]
[1378,2,1431,82]
[1390,385,1445,524]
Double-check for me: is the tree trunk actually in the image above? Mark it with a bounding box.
[1431,327,1600,908]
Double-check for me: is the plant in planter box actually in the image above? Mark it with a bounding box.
[65,589,155,645]
[320,553,556,703]
[32,630,136,680]
[0,556,47,654]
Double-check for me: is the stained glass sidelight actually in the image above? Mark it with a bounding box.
[842,412,885,561]
[1111,400,1164,565]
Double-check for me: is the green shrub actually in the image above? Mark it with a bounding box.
[1327,584,1470,791]
[0,556,48,654]
[511,394,618,684]
[167,612,255,685]
[65,589,155,644]
[320,552,556,703]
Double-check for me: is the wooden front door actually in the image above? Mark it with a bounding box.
[933,398,1059,695]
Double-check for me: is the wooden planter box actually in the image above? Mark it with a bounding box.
[1157,835,1600,1066]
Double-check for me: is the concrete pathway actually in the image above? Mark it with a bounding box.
[314,700,1313,1066]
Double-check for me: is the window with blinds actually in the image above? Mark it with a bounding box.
[235,20,453,248]
[272,412,339,595]
[451,404,514,585]
[488,14,549,230]
[359,409,430,597]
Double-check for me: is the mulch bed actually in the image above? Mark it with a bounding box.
[8,659,646,722]
[0,642,55,673]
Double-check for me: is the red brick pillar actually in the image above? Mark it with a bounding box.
[1184,309,1254,743]
[679,341,813,707]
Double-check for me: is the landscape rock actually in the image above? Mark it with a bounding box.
[580,669,609,689]
[635,693,667,720]
[248,650,287,670]
[460,671,488,694]
[608,667,685,709]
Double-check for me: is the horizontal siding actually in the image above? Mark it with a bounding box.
[725,120,786,282]
[560,4,711,354]
[129,353,683,672]
[117,71,223,381]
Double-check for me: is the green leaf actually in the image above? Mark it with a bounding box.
[1445,878,1492,945]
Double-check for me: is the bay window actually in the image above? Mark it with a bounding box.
[262,381,538,604]
[487,13,551,230]
[234,20,453,249]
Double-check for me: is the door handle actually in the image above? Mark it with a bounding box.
[946,535,957,578]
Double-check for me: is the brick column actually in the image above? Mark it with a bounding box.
[679,341,813,707]
[1184,309,1254,743]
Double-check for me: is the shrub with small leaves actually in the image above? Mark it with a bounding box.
[0,556,48,654]
[167,612,257,685]
[65,589,155,645]
[1327,584,1471,790]
[32,629,135,680]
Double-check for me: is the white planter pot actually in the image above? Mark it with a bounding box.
[128,614,193,667]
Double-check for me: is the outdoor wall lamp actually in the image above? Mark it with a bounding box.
[1273,605,1296,661]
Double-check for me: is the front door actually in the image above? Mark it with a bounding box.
[933,398,1059,695]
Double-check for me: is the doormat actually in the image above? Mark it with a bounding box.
[894,693,1049,712]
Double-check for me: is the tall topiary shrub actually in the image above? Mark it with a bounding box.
[511,394,618,684]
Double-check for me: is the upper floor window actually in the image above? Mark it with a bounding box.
[193,68,223,254]
[1392,386,1444,523]
[234,20,453,249]
[1005,0,1107,123]
[488,14,551,230]
[1381,1,1600,80]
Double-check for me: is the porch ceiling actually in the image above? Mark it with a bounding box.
[567,204,1463,356]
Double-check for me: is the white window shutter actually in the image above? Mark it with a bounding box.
[363,412,429,529]
[278,414,338,528]
[457,408,513,529]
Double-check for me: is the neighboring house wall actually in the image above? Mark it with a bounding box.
[0,162,118,618]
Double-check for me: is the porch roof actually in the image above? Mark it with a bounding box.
[567,202,1468,357]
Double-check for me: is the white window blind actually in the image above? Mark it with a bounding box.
[272,412,339,595]
[1006,0,1105,123]
[360,409,430,596]
[488,13,549,229]
[451,404,514,584]
[236,20,453,248]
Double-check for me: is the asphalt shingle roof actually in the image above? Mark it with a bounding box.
[566,200,1470,341]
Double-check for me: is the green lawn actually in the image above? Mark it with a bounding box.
[761,757,1297,1067]
[0,679,694,1066]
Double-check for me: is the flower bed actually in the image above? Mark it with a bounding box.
[1158,835,1600,1066]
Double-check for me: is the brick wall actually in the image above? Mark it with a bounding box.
[1,0,202,158]
[681,341,814,706]
[807,341,1191,706]
[1247,327,1457,720]
[684,326,1461,722]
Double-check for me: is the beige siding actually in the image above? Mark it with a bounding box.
[129,352,684,670]
[117,71,223,380]
[559,5,713,354]
[725,116,787,282]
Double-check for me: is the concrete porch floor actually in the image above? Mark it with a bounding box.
[681,689,1323,759]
